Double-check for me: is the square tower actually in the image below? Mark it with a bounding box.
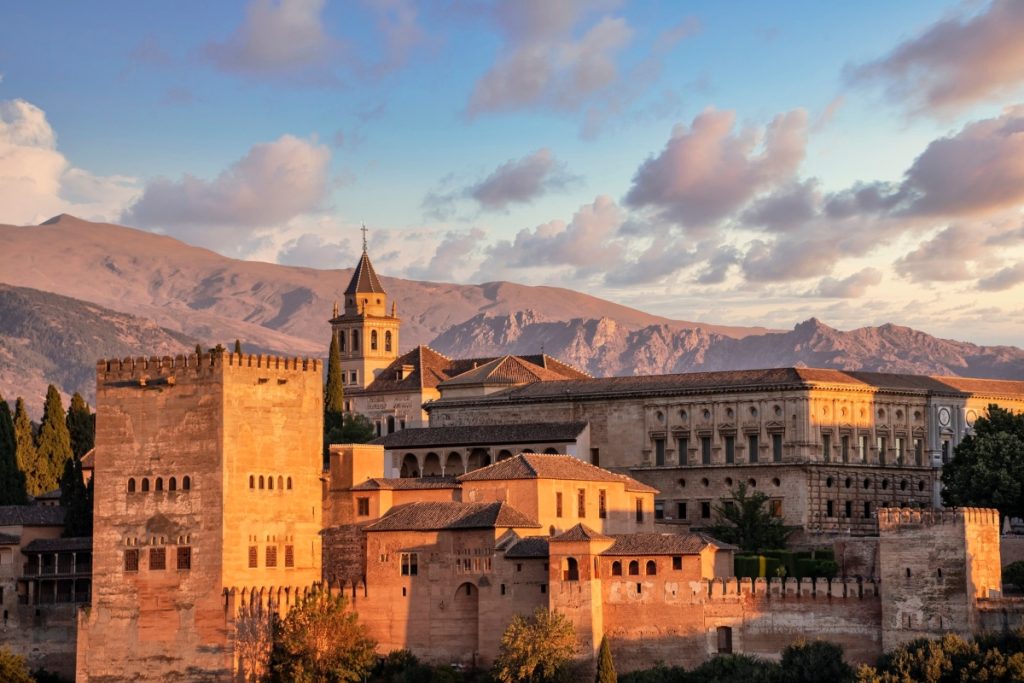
[77,351,323,682]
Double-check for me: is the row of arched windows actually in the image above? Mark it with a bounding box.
[248,475,293,491]
[337,329,392,353]
[127,476,191,493]
[611,559,658,577]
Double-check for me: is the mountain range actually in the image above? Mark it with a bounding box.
[1,214,1022,413]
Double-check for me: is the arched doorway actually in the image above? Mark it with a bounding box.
[467,448,491,472]
[452,583,479,663]
[496,450,513,461]
[400,454,419,478]
[445,452,464,475]
[422,452,442,477]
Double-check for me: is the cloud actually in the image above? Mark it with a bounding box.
[810,268,883,298]
[469,149,576,211]
[204,0,340,81]
[977,262,1024,291]
[366,0,431,76]
[122,134,330,249]
[847,0,1024,113]
[277,232,354,270]
[741,179,819,231]
[0,99,138,225]
[405,228,486,281]
[894,224,991,283]
[624,108,808,231]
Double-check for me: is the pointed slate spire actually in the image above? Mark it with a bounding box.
[344,246,387,296]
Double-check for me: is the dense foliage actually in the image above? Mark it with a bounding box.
[708,483,794,553]
[0,647,35,683]
[941,405,1024,518]
[0,392,28,504]
[857,630,1024,683]
[13,398,38,494]
[493,608,576,683]
[595,636,616,683]
[65,392,94,459]
[1005,561,1024,590]
[31,386,74,496]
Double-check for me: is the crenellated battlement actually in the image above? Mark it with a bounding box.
[96,352,321,383]
[877,506,1000,531]
[700,576,880,602]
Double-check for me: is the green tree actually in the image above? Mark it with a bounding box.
[709,482,793,553]
[0,647,34,683]
[0,392,28,504]
[270,589,376,683]
[33,385,73,496]
[494,608,576,683]
[65,392,95,459]
[342,413,378,444]
[941,405,1024,518]
[780,640,854,683]
[60,454,92,537]
[595,636,616,683]
[1005,561,1024,590]
[324,332,345,456]
[687,654,779,683]
[12,398,38,493]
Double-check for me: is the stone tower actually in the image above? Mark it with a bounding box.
[77,351,323,682]
[329,239,400,390]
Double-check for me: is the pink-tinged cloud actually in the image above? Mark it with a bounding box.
[848,0,1024,113]
[624,108,808,230]
[122,134,330,249]
[811,268,883,298]
[469,149,576,210]
[978,262,1024,291]
[894,224,991,283]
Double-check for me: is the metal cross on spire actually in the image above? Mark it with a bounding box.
[361,223,368,253]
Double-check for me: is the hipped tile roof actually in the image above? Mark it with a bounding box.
[504,536,550,558]
[23,537,92,553]
[438,355,573,387]
[600,532,734,556]
[365,501,541,531]
[551,523,612,542]
[0,505,66,527]
[373,422,587,449]
[350,476,460,491]
[458,454,658,493]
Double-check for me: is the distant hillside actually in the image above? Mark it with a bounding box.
[0,283,194,415]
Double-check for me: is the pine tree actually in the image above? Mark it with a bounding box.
[0,392,28,504]
[34,385,73,496]
[234,339,243,355]
[60,454,92,537]
[13,398,39,495]
[324,332,345,456]
[66,392,95,459]
[596,635,616,683]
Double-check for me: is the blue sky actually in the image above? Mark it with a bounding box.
[1,1,1023,344]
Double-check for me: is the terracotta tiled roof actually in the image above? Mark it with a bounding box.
[458,454,659,493]
[601,532,734,556]
[365,501,541,531]
[504,536,550,558]
[23,537,91,553]
[0,505,65,527]
[440,355,574,387]
[373,422,588,449]
[0,532,20,545]
[344,251,386,295]
[551,523,611,542]
[350,476,460,491]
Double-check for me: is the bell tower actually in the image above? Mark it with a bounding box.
[329,228,400,389]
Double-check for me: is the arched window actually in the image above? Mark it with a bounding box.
[286,477,292,490]
[543,448,559,454]
[268,476,274,490]
[370,330,378,350]
[127,478,136,493]
[611,561,622,576]
[338,331,346,352]
[141,478,150,492]
[183,476,191,490]
[387,416,396,434]
[169,477,177,491]
[564,557,579,581]
[352,330,360,352]
[249,475,255,489]
[522,448,536,453]
[628,560,639,576]
[259,476,265,490]
[385,331,392,352]
[646,560,657,576]
[277,476,283,490]
[155,477,163,492]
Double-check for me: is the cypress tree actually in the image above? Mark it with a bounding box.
[596,635,616,683]
[324,332,345,456]
[60,455,92,537]
[195,343,203,358]
[13,398,39,495]
[0,392,28,504]
[34,385,73,496]
[234,339,242,355]
[66,392,95,459]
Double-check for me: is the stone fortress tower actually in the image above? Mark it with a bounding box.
[77,351,323,681]
[329,229,401,392]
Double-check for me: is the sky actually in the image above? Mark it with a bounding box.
[1,0,1023,345]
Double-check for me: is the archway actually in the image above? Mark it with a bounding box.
[422,452,442,477]
[467,448,491,471]
[400,454,419,478]
[543,448,559,454]
[445,452,465,476]
[452,583,479,662]
[497,449,513,461]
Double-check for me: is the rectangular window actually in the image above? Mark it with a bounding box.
[248,546,258,568]
[677,436,688,465]
[677,501,687,520]
[285,545,294,568]
[635,498,644,522]
[844,501,853,518]
[598,490,607,519]
[723,501,736,516]
[176,546,191,570]
[770,500,783,518]
[591,448,600,466]
[556,492,563,518]
[654,438,666,466]
[149,547,166,571]
[717,626,733,654]
[914,438,924,466]
[401,552,418,576]
[701,436,712,465]
[672,556,683,571]
[822,433,831,463]
[356,497,370,516]
[877,436,887,465]
[826,500,835,518]
[577,489,586,518]
[772,433,783,462]
[701,501,711,519]
[842,434,851,464]
[748,434,759,463]
[265,546,277,568]
[654,500,665,520]
[863,501,872,519]
[896,437,905,465]
[124,549,139,572]
[859,435,868,463]
[942,440,950,464]
[725,435,735,464]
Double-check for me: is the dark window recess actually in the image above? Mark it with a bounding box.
[822,433,831,462]
[357,498,370,516]
[770,500,783,518]
[842,434,851,463]
[717,626,733,654]
[177,546,191,570]
[599,490,607,519]
[772,433,783,462]
[654,500,665,520]
[826,500,835,518]
[124,549,139,572]
[748,435,759,463]
[701,502,711,519]
[677,502,687,520]
[725,436,735,464]
[672,556,683,570]
[577,489,586,518]
[845,501,853,518]
[677,437,688,465]
[701,437,712,465]
[265,546,277,568]
[556,492,563,518]
[248,546,258,568]
[635,498,644,522]
[654,438,666,466]
[285,545,294,568]
[149,548,166,571]
[401,552,418,576]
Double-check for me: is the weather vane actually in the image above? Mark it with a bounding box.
[361,223,368,253]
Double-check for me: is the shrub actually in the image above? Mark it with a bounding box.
[779,640,854,683]
[735,555,762,578]
[1004,561,1024,590]
[0,648,34,683]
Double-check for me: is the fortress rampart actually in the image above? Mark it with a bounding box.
[96,352,321,382]
[877,506,1000,531]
